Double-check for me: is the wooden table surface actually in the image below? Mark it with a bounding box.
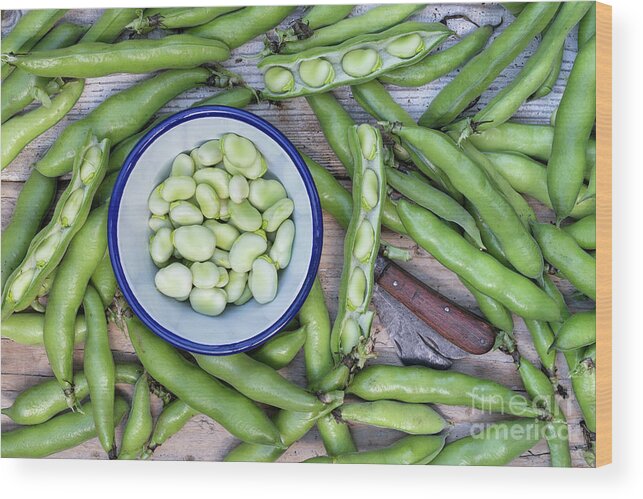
[1,4,591,466]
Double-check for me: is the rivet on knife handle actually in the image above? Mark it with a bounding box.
[375,261,496,355]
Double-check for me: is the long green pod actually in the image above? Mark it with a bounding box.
[317,416,358,456]
[397,199,560,322]
[82,285,116,458]
[274,5,355,43]
[380,24,493,87]
[578,3,596,49]
[1,312,86,346]
[1,9,67,79]
[474,2,591,130]
[36,68,212,177]
[3,35,230,78]
[2,136,109,318]
[1,171,56,288]
[128,7,241,34]
[389,124,543,278]
[547,36,596,221]
[193,353,324,412]
[337,400,446,435]
[2,80,84,170]
[459,277,514,333]
[260,22,451,99]
[571,345,596,432]
[142,399,198,459]
[249,326,307,369]
[347,364,545,418]
[563,215,596,250]
[90,250,117,308]
[431,420,544,466]
[351,79,462,201]
[127,316,281,446]
[1,22,86,123]
[119,374,153,460]
[553,311,596,352]
[224,390,345,462]
[530,46,563,101]
[277,4,424,54]
[418,2,559,128]
[83,8,139,43]
[502,3,526,16]
[44,204,109,408]
[1,398,128,458]
[466,200,513,269]
[330,124,386,364]
[307,435,446,465]
[1,363,142,426]
[187,6,296,49]
[531,223,596,300]
[305,92,406,235]
[484,151,596,219]
[524,319,557,374]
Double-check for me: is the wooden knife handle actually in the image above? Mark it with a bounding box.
[376,262,496,355]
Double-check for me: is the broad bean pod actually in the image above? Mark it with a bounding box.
[142,399,199,459]
[330,125,386,364]
[563,215,596,250]
[44,203,110,408]
[83,9,139,44]
[397,199,560,322]
[127,316,281,446]
[571,345,596,432]
[1,398,128,458]
[418,2,559,128]
[380,24,493,87]
[347,364,546,418]
[119,374,154,460]
[36,68,213,177]
[459,277,514,333]
[1,312,85,346]
[578,4,597,49]
[260,22,451,99]
[3,35,230,78]
[273,5,355,44]
[2,135,109,319]
[127,7,241,34]
[249,326,307,370]
[1,171,56,288]
[90,250,117,308]
[553,311,596,352]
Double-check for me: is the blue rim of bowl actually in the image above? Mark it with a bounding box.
[108,105,323,355]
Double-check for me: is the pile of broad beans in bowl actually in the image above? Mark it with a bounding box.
[1,3,599,468]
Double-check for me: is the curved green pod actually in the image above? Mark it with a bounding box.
[143,399,199,459]
[260,22,451,100]
[563,215,596,250]
[1,312,86,346]
[2,35,230,78]
[431,420,544,466]
[571,345,596,432]
[1,397,128,458]
[128,7,241,34]
[274,5,355,44]
[119,374,153,460]
[459,277,514,333]
[553,311,596,352]
[83,8,139,43]
[249,326,306,370]
[317,415,357,456]
[2,135,109,319]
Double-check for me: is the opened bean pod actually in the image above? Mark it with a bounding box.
[260,22,451,99]
[2,135,109,319]
[330,124,386,364]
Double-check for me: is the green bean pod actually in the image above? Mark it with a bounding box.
[571,345,596,432]
[563,215,596,250]
[347,364,546,418]
[3,35,230,78]
[2,135,109,319]
[431,419,544,466]
[118,374,153,460]
[2,80,84,170]
[530,45,563,101]
[1,363,142,425]
[1,312,85,346]
[142,399,199,459]
[459,277,514,333]
[82,285,116,457]
[44,204,109,408]
[466,201,513,269]
[274,5,355,43]
[90,250,117,308]
[484,151,596,219]
[1,397,128,458]
[524,319,557,374]
[330,124,386,364]
[531,222,596,300]
[389,124,543,278]
[224,390,345,462]
[128,7,241,34]
[249,326,306,369]
[1,9,67,79]
[502,3,526,16]
[307,435,446,465]
[578,3,596,49]
[418,2,559,128]
[547,36,596,221]
[193,353,324,412]
[83,9,139,43]
[188,6,296,49]
[474,2,591,130]
[553,311,596,352]
[1,22,86,123]
[36,68,212,177]
[380,24,493,87]
[127,316,281,446]
[276,4,424,55]
[317,416,358,456]
[260,22,451,100]
[337,400,446,435]
[1,171,56,289]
